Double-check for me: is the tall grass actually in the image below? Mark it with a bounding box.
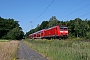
[0,40,19,60]
[23,39,90,60]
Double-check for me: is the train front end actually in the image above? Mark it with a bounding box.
[60,26,68,38]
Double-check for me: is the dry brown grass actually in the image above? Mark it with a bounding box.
[0,40,19,60]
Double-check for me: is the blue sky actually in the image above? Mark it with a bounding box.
[0,0,90,33]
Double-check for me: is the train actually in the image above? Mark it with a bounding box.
[29,25,68,39]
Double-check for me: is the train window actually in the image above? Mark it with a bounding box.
[60,27,67,30]
[60,27,63,30]
[64,28,67,30]
[56,27,57,30]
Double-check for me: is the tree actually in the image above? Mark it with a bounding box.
[74,18,82,38]
[0,17,24,40]
[67,20,75,37]
[7,27,24,40]
[48,16,59,27]
[40,21,49,29]
[80,20,88,37]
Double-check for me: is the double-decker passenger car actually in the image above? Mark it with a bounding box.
[29,25,68,39]
[29,29,45,39]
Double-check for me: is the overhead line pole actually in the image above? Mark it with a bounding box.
[30,21,34,39]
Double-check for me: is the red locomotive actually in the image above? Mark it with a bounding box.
[29,25,68,39]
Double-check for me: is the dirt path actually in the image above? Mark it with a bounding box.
[17,41,48,60]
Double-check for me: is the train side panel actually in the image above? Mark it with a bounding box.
[44,26,59,38]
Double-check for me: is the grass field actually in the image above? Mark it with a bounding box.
[0,40,10,42]
[23,39,90,60]
[0,40,19,60]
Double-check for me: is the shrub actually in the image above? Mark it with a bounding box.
[86,32,90,40]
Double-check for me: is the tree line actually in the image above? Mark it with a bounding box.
[1,16,89,40]
[0,17,24,40]
[25,16,90,39]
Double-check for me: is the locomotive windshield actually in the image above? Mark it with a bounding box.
[60,27,67,30]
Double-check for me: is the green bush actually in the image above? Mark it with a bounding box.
[86,32,90,40]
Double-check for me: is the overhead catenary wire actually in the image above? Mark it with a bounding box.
[78,12,90,17]
[73,8,90,18]
[69,0,85,10]
[33,0,89,21]
[60,0,85,16]
[72,11,90,20]
[33,0,54,21]
[29,0,54,31]
[60,3,90,19]
[31,0,90,24]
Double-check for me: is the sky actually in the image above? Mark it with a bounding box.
[0,0,90,33]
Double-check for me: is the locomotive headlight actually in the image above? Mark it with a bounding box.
[65,31,68,33]
[60,31,63,33]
